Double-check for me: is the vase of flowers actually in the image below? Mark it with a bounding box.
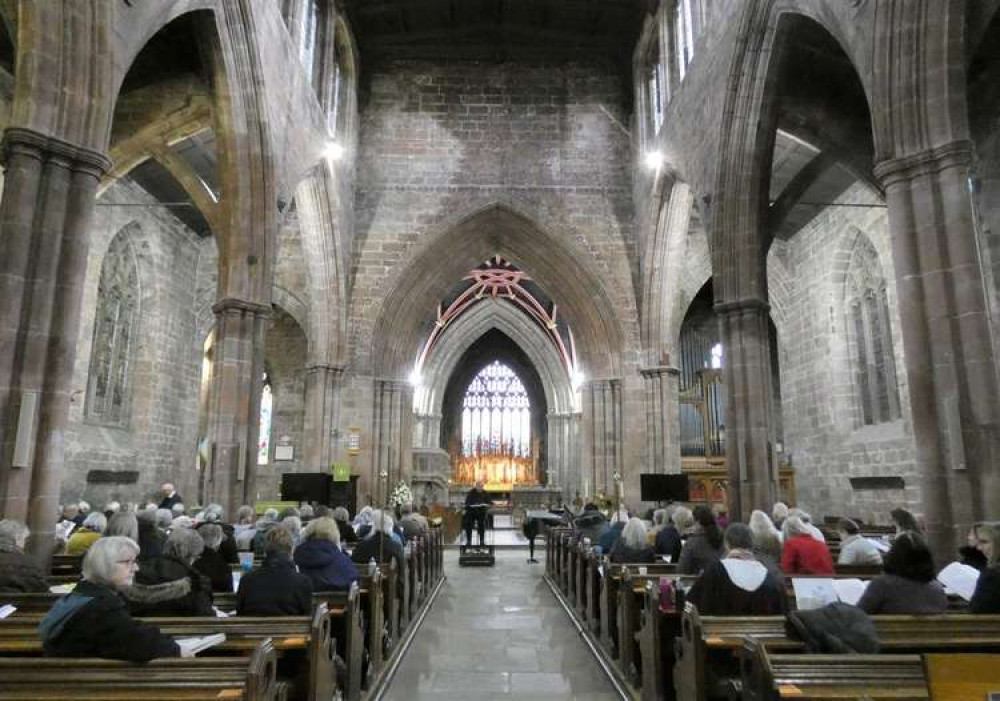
[388,482,414,517]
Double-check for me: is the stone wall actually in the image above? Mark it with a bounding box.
[343,54,642,499]
[767,182,918,525]
[63,180,207,509]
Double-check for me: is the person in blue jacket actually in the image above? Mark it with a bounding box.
[294,516,360,591]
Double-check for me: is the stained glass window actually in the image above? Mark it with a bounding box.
[85,232,139,427]
[258,374,272,465]
[461,361,531,457]
[847,235,900,426]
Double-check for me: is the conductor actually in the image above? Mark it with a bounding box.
[464,480,492,547]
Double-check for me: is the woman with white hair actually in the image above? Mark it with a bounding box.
[333,506,358,544]
[749,510,783,569]
[282,516,303,547]
[104,512,139,541]
[294,517,360,591]
[39,536,181,660]
[655,506,688,562]
[65,512,107,556]
[0,519,48,592]
[353,506,375,539]
[780,516,834,575]
[124,527,214,616]
[610,517,655,563]
[351,510,405,585]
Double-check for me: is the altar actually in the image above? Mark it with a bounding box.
[451,452,538,491]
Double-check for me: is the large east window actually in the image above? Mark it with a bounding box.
[461,361,532,458]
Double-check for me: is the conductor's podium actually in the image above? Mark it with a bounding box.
[459,543,496,566]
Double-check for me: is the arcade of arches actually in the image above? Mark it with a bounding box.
[1,0,1000,570]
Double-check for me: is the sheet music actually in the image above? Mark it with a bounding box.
[791,578,838,610]
[48,583,76,594]
[937,562,980,601]
[831,578,869,606]
[0,604,16,619]
[175,633,226,656]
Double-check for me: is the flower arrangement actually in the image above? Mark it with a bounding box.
[388,482,414,508]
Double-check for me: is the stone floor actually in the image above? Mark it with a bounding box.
[383,549,620,700]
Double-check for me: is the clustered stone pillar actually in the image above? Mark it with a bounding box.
[0,128,111,560]
[580,379,623,501]
[204,298,270,518]
[874,141,1000,556]
[303,363,345,472]
[546,411,580,492]
[640,365,681,474]
[412,412,442,450]
[715,298,778,521]
[372,379,414,505]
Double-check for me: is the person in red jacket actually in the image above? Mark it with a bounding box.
[781,516,834,574]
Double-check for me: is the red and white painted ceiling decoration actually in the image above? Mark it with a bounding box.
[415,256,578,379]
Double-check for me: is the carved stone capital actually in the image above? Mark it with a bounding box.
[874,140,974,188]
[640,365,680,379]
[306,363,346,377]
[212,297,272,317]
[714,297,771,316]
[2,126,112,177]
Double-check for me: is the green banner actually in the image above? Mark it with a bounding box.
[331,463,351,482]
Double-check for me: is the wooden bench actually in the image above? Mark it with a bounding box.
[0,638,282,700]
[677,605,1000,701]
[599,562,677,658]
[741,639,926,700]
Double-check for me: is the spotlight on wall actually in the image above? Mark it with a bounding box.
[408,368,422,387]
[643,150,664,171]
[324,141,345,162]
[571,369,586,392]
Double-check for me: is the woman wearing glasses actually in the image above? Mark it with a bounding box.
[39,536,182,660]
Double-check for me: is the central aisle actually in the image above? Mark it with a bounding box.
[384,549,620,700]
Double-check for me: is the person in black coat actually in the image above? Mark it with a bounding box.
[237,525,312,616]
[294,517,360,591]
[687,523,788,616]
[351,510,405,586]
[971,523,1000,613]
[135,509,164,560]
[654,507,684,563]
[157,483,183,511]
[463,480,492,547]
[193,524,234,594]
[333,507,358,544]
[0,520,49,593]
[124,527,214,617]
[39,536,180,661]
[610,518,656,563]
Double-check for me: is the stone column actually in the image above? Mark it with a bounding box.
[580,379,623,500]
[303,363,345,472]
[716,298,778,521]
[640,366,682,474]
[204,298,270,518]
[412,412,442,450]
[372,379,414,505]
[546,411,581,494]
[0,128,110,560]
[874,141,1000,555]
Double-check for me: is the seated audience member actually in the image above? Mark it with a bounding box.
[74,501,91,526]
[171,503,186,519]
[649,508,667,544]
[60,504,80,530]
[299,504,315,524]
[610,517,656,564]
[961,522,994,571]
[786,508,826,543]
[398,502,427,539]
[294,517,360,591]
[353,506,375,540]
[39,536,181,660]
[678,505,725,575]
[124,527,213,617]
[574,504,609,546]
[278,507,301,521]
[333,507,358,544]
[781,516,834,575]
[836,518,883,566]
[351,510,405,584]
[198,503,238,564]
[0,519,48,592]
[252,508,281,557]
[598,516,627,553]
[314,505,333,519]
[154,508,174,534]
[171,515,195,530]
[748,510,783,570]
[655,507,685,562]
[282,516,303,547]
[135,508,164,560]
[158,483,182,510]
[772,502,789,532]
[233,505,257,551]
[688,523,788,615]
[65,512,107,556]
[890,507,921,535]
[971,523,1000,613]
[193,524,234,594]
[857,531,947,614]
[237,526,312,616]
[712,503,729,530]
[103,501,121,519]
[104,512,139,541]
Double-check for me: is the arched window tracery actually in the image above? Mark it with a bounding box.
[461,361,532,458]
[85,233,139,427]
[846,235,900,426]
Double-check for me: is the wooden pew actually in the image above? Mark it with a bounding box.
[0,638,282,700]
[598,562,677,658]
[49,554,82,577]
[546,527,572,579]
[678,605,1000,701]
[741,639,926,701]
[0,606,332,701]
